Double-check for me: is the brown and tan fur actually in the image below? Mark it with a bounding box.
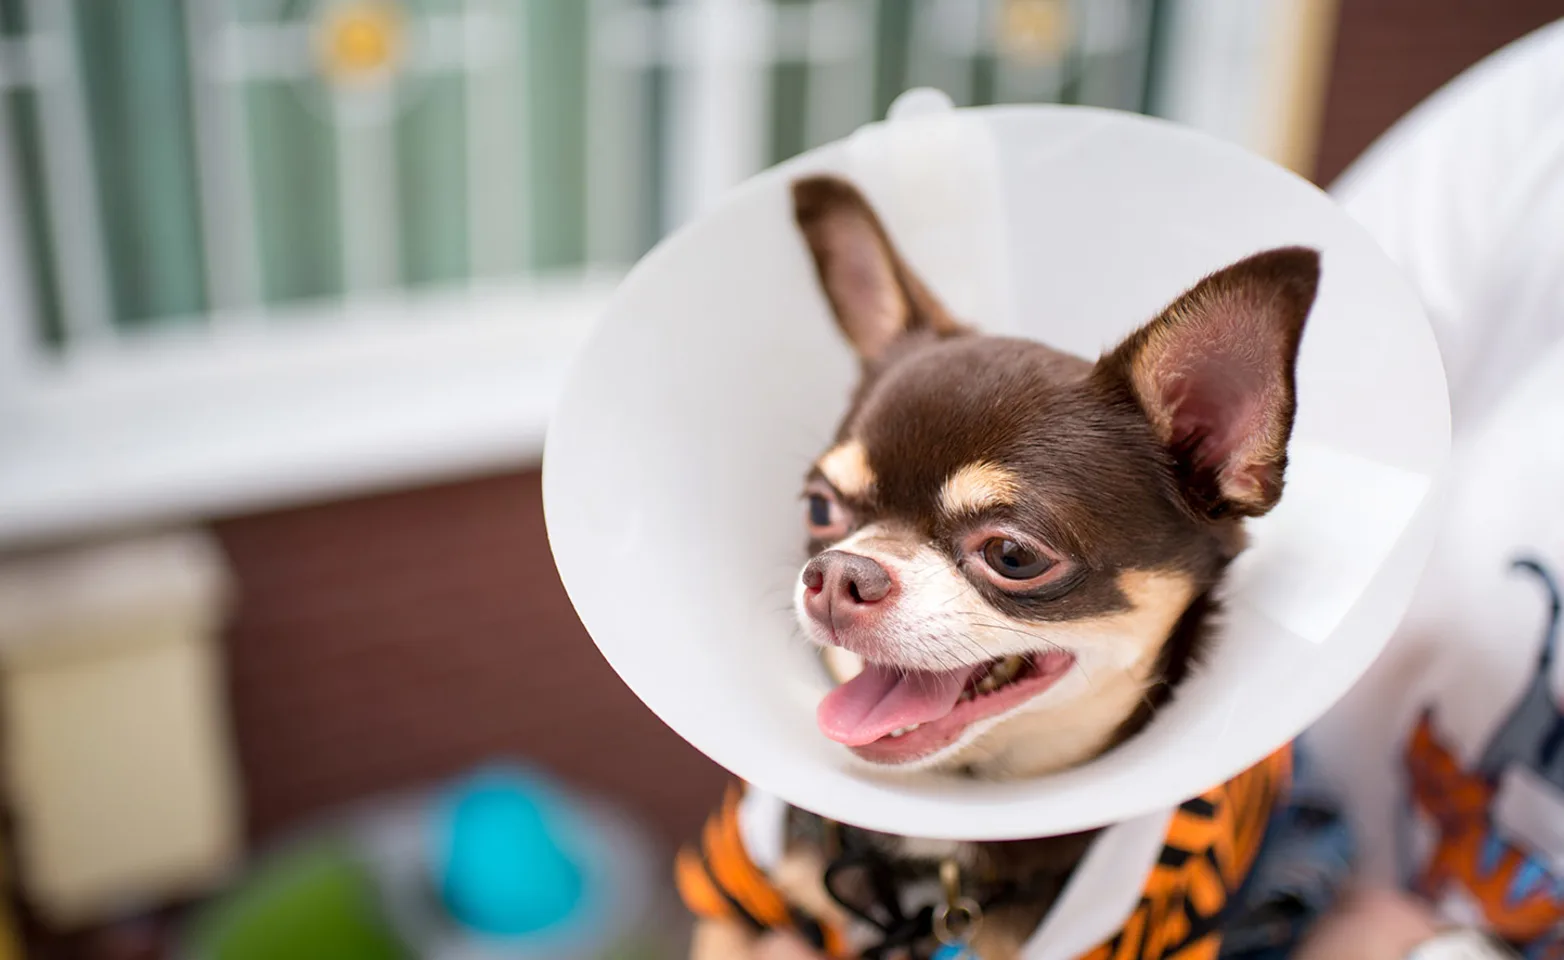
[692,175,1320,959]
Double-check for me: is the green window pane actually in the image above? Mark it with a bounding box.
[767,0,809,166]
[769,58,810,166]
[1140,0,1171,114]
[580,0,663,267]
[74,0,208,329]
[873,0,915,120]
[527,0,589,270]
[246,81,344,304]
[396,73,468,287]
[644,0,671,251]
[970,52,999,105]
[1073,0,1156,111]
[6,89,65,349]
[232,0,285,24]
[0,0,25,36]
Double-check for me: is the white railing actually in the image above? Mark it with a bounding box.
[0,0,1327,547]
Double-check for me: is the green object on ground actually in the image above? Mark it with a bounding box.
[192,844,408,960]
[599,932,677,960]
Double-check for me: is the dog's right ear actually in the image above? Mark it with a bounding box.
[792,176,963,363]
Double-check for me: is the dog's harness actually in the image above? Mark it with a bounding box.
[676,746,1292,959]
[813,835,1073,959]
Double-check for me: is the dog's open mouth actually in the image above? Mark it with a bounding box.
[816,650,1075,764]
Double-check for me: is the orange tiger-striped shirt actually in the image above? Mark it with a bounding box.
[678,747,1291,960]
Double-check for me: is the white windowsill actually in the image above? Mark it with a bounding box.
[0,273,620,549]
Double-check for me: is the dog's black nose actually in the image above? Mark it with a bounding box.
[802,551,896,631]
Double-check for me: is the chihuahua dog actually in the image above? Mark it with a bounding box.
[688,175,1319,960]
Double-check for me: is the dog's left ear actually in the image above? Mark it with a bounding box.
[1096,247,1321,520]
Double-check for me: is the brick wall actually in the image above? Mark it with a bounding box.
[1313,0,1561,185]
[215,470,727,847]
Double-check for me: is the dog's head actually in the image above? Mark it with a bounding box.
[790,176,1320,778]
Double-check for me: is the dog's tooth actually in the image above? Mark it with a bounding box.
[969,656,1028,696]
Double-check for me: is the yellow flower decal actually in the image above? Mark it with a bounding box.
[317,0,405,83]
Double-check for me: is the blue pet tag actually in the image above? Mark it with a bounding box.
[933,946,979,959]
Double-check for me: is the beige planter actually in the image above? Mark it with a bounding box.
[0,532,240,928]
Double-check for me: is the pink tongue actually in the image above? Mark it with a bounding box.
[817,662,978,746]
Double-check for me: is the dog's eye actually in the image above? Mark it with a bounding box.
[982,538,1053,580]
[804,487,850,539]
[963,530,1067,590]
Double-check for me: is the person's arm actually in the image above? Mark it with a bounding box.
[753,933,834,960]
[1294,889,1520,959]
[690,918,760,959]
[1291,889,1439,960]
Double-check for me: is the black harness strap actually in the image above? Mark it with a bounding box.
[818,829,1062,960]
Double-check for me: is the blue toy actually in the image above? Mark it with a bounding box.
[431,766,591,937]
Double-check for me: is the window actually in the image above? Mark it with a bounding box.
[0,0,1324,546]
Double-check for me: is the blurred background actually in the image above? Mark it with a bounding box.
[0,1,1554,957]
